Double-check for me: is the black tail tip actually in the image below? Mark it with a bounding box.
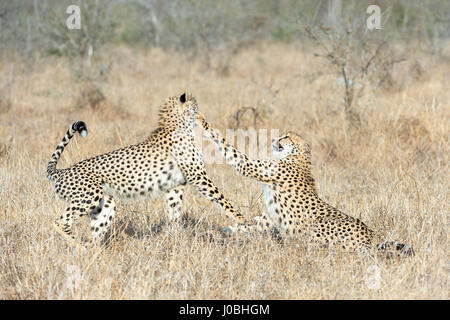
[378,241,414,258]
[397,244,415,257]
[74,121,88,138]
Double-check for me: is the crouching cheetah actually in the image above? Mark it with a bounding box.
[46,93,245,244]
[196,113,413,257]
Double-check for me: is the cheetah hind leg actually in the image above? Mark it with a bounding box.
[164,186,185,224]
[89,195,116,246]
[53,218,77,244]
[53,196,103,247]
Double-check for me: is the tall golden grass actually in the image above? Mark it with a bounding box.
[0,43,448,299]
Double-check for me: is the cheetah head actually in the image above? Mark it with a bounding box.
[159,92,198,129]
[272,132,311,161]
[179,93,198,125]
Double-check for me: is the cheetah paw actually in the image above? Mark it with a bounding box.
[221,226,235,236]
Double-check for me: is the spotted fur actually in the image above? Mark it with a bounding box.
[197,112,413,257]
[47,93,245,245]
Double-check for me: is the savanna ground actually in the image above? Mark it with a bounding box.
[0,42,448,299]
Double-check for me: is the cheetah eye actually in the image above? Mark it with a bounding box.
[180,93,186,103]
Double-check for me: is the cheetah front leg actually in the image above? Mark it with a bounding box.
[181,168,245,224]
[225,211,276,236]
[173,141,246,224]
[164,186,185,222]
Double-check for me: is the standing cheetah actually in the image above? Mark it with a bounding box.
[46,93,245,244]
[196,113,413,257]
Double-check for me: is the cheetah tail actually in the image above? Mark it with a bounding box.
[377,241,414,258]
[46,121,87,181]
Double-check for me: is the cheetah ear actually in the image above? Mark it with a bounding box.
[180,93,186,104]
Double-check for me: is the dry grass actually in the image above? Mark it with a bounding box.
[0,43,448,299]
